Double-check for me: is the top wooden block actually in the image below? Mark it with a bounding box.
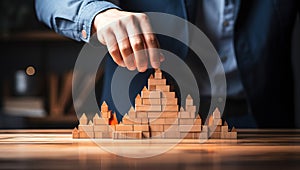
[154,69,162,79]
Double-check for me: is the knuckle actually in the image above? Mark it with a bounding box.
[132,39,144,50]
[138,13,149,21]
[120,44,131,55]
[145,35,156,45]
[126,15,136,24]
[109,46,119,56]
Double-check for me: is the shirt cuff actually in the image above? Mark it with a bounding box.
[77,1,120,42]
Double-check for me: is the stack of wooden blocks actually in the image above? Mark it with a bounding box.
[72,69,237,140]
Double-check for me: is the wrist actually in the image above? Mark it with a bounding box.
[92,8,121,34]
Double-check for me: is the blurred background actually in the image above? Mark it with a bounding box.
[0,0,299,129]
[0,0,83,129]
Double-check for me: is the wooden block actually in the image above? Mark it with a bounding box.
[149,118,165,124]
[127,107,136,118]
[79,131,94,139]
[148,85,156,91]
[135,105,161,112]
[194,117,202,125]
[147,112,162,118]
[101,111,111,118]
[221,126,228,132]
[94,131,102,138]
[133,125,149,131]
[148,79,166,86]
[193,132,201,139]
[93,125,108,132]
[72,128,79,139]
[162,92,175,98]
[162,105,178,112]
[93,117,109,125]
[154,69,162,79]
[208,115,214,126]
[213,107,221,119]
[151,131,164,138]
[78,125,94,132]
[186,105,196,113]
[199,132,208,139]
[210,132,221,139]
[102,132,112,138]
[164,131,180,139]
[136,111,148,118]
[115,124,133,131]
[163,124,179,131]
[142,98,161,105]
[149,125,164,131]
[202,125,208,132]
[79,113,88,125]
[122,118,140,125]
[155,85,170,92]
[142,132,150,138]
[179,125,201,132]
[179,111,191,118]
[185,94,193,106]
[161,98,178,105]
[135,94,142,106]
[164,118,179,124]
[126,131,142,139]
[213,118,222,125]
[101,101,109,112]
[179,118,195,125]
[122,114,140,124]
[141,91,161,99]
[113,131,125,139]
[208,125,222,132]
[229,132,237,139]
[160,111,178,118]
[221,132,228,139]
[141,118,149,124]
[180,132,193,139]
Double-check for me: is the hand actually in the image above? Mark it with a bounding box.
[93,9,164,72]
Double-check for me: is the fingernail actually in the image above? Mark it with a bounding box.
[152,62,160,69]
[128,65,136,71]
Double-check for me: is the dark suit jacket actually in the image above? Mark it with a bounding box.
[36,0,300,127]
[100,0,299,128]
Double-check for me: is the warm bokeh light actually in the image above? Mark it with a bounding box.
[26,66,35,76]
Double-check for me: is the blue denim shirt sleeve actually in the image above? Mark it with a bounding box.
[35,0,120,42]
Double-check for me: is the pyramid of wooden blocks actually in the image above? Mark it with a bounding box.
[72,69,237,140]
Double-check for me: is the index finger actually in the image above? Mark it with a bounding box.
[138,14,162,69]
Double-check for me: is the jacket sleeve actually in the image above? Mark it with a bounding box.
[35,0,120,42]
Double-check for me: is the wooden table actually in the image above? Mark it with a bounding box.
[0,129,299,170]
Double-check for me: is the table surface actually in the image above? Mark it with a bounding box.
[0,129,299,170]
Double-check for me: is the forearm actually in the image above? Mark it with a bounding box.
[35,0,120,42]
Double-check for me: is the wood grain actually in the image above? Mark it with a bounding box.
[0,129,299,170]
